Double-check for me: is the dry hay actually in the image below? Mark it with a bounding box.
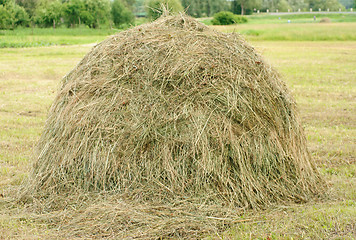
[320,18,331,23]
[21,13,325,239]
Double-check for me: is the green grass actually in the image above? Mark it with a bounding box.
[0,40,355,238]
[0,17,151,48]
[201,13,356,25]
[0,27,120,48]
[203,13,356,41]
[225,203,356,239]
[3,23,355,47]
[212,22,356,41]
[248,13,356,24]
[1,14,356,49]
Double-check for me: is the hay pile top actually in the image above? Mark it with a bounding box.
[30,14,323,209]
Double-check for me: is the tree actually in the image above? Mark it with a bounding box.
[277,0,291,11]
[0,0,29,29]
[62,0,111,28]
[15,0,37,18]
[339,0,353,8]
[181,0,229,17]
[0,0,12,5]
[308,0,344,11]
[34,0,63,28]
[63,0,85,27]
[112,0,135,28]
[146,0,183,20]
[84,0,111,28]
[8,1,28,26]
[286,0,308,11]
[182,0,201,17]
[206,0,230,16]
[0,5,12,29]
[231,0,261,15]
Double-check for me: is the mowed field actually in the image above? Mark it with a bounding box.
[0,19,356,239]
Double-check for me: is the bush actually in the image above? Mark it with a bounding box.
[235,15,248,23]
[211,11,247,25]
[146,0,183,20]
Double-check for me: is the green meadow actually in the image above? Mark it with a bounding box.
[0,14,355,239]
[0,13,355,48]
[200,12,356,25]
[1,23,355,47]
[211,13,356,41]
[0,27,119,48]
[212,22,356,41]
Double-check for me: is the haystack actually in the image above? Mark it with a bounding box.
[320,17,331,23]
[29,14,323,209]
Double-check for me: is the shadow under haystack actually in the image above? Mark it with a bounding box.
[25,13,324,238]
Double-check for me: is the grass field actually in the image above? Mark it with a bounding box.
[248,13,356,24]
[0,27,119,48]
[1,23,355,48]
[0,15,355,238]
[208,13,356,41]
[0,40,355,239]
[212,22,356,41]
[199,13,356,25]
[1,13,356,48]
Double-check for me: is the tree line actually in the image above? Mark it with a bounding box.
[1,0,354,29]
[0,0,136,29]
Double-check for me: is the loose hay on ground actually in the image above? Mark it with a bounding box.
[19,13,325,239]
